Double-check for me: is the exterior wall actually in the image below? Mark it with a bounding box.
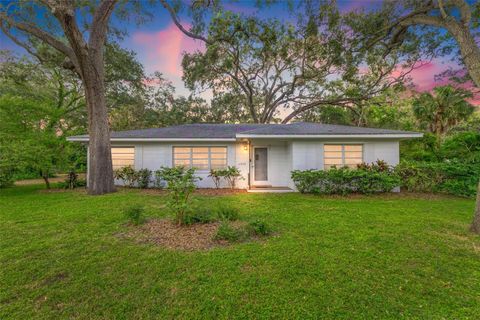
[111,141,248,189]
[106,138,401,189]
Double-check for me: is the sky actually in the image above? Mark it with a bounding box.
[0,0,475,104]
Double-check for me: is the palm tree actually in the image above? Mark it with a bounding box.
[412,86,475,139]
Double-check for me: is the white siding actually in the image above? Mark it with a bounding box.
[106,138,401,189]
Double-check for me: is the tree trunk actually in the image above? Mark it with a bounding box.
[83,55,116,195]
[448,24,480,89]
[42,175,50,189]
[470,181,480,234]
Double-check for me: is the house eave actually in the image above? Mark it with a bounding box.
[67,137,237,142]
[235,133,423,139]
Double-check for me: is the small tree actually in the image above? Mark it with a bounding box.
[208,169,225,189]
[156,166,201,225]
[224,166,243,189]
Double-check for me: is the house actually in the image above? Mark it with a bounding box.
[67,122,422,192]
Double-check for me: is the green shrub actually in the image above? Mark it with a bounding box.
[216,206,239,221]
[208,169,225,189]
[0,165,15,188]
[156,166,201,225]
[124,205,146,225]
[291,164,400,195]
[183,208,216,225]
[153,170,165,189]
[137,169,152,189]
[214,222,246,242]
[224,166,243,189]
[247,220,271,236]
[114,166,139,187]
[395,161,480,197]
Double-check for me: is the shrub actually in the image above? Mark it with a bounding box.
[208,169,225,189]
[224,166,243,189]
[114,166,138,187]
[214,222,246,242]
[124,205,146,225]
[153,170,165,189]
[247,220,271,236]
[291,164,400,195]
[137,169,152,189]
[182,207,217,225]
[216,206,240,221]
[156,166,201,225]
[395,161,480,197]
[0,165,15,188]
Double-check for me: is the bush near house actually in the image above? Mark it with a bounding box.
[208,166,243,189]
[395,161,480,198]
[291,161,400,195]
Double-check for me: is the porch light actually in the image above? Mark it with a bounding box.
[243,142,249,151]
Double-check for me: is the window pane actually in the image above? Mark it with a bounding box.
[192,153,208,159]
[210,153,227,159]
[345,158,363,165]
[111,147,134,169]
[173,147,191,153]
[211,159,227,169]
[174,153,191,159]
[345,151,363,159]
[210,147,227,153]
[344,145,362,152]
[174,159,190,167]
[324,145,342,151]
[324,151,342,158]
[192,147,208,153]
[324,158,344,165]
[192,159,209,170]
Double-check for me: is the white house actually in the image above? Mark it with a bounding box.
[68,123,422,192]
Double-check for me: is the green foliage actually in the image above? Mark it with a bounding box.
[291,162,400,195]
[136,169,152,189]
[216,206,240,221]
[214,222,247,242]
[395,161,480,198]
[247,220,271,236]
[123,205,146,226]
[439,131,480,162]
[208,169,224,189]
[153,170,165,189]
[208,167,243,189]
[224,166,243,189]
[114,166,139,187]
[412,86,474,137]
[56,171,84,189]
[0,164,14,188]
[182,208,217,225]
[156,166,201,225]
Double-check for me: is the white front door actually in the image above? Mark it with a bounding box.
[253,147,269,185]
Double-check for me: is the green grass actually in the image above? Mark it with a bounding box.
[1,185,479,319]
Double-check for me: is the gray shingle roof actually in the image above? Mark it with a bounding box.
[68,122,421,140]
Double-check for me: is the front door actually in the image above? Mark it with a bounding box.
[254,147,268,183]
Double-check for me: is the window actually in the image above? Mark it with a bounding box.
[324,144,363,169]
[111,147,135,170]
[173,146,227,170]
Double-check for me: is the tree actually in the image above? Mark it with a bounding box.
[364,0,480,233]
[181,8,416,123]
[0,1,123,194]
[413,85,474,139]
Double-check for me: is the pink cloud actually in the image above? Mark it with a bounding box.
[132,23,204,77]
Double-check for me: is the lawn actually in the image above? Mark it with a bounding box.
[1,185,479,319]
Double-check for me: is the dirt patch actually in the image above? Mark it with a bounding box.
[122,219,230,251]
[15,173,86,186]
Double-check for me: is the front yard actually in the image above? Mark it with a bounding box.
[1,185,479,319]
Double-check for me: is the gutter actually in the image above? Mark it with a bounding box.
[67,137,237,142]
[235,133,423,139]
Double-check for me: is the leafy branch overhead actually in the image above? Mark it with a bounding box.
[181,7,421,123]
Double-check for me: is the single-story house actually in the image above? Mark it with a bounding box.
[68,122,422,192]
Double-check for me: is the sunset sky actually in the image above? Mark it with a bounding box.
[0,0,472,103]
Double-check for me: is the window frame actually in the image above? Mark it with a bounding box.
[323,144,364,169]
[111,146,135,170]
[172,146,228,171]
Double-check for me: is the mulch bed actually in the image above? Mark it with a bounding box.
[121,219,233,251]
[127,188,247,196]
